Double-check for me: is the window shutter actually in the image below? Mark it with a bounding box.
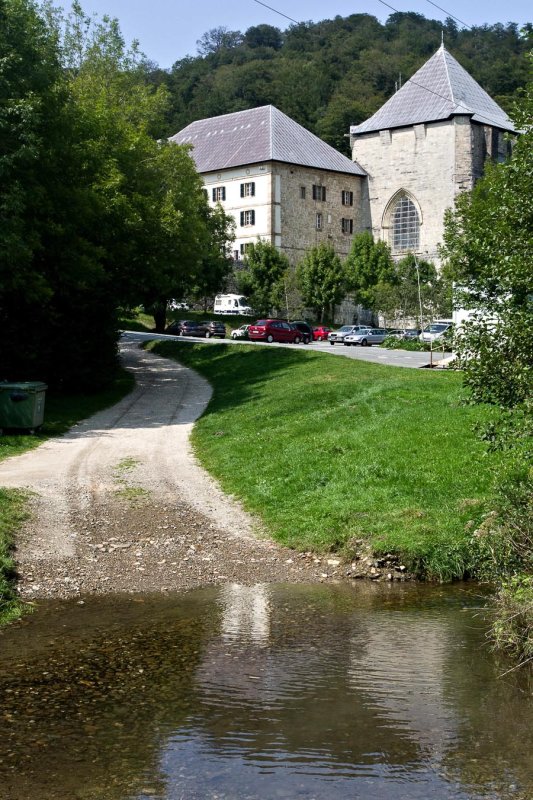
[251,182,255,196]
[240,211,245,226]
[251,210,255,225]
[212,188,216,202]
[240,184,244,198]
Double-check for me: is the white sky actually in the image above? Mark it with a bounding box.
[53,1,531,68]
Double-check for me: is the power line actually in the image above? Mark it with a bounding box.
[248,0,511,131]
[252,0,299,25]
[376,0,400,12]
[425,0,472,30]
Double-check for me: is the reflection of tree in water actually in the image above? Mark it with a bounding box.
[193,584,424,770]
[441,614,533,799]
[1,584,531,800]
[187,584,532,798]
[0,594,219,800]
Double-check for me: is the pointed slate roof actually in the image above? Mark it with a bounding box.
[351,45,515,136]
[170,105,366,176]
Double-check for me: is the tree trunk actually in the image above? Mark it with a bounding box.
[153,301,167,333]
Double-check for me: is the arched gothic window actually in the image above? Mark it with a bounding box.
[389,194,420,253]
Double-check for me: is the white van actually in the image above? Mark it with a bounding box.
[214,294,253,315]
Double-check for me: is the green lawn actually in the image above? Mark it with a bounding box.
[0,369,134,623]
[149,340,498,580]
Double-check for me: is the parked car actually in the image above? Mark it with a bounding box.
[388,328,421,340]
[165,319,187,335]
[290,321,313,344]
[231,324,250,340]
[419,321,453,344]
[248,319,303,344]
[328,325,369,345]
[179,320,208,337]
[344,328,388,346]
[312,325,332,341]
[202,320,226,339]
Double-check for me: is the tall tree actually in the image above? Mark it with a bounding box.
[297,243,346,322]
[237,241,289,315]
[344,232,396,310]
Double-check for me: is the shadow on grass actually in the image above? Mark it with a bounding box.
[148,340,336,418]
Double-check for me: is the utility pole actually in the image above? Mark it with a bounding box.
[414,256,424,331]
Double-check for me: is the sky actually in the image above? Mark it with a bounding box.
[56,1,532,68]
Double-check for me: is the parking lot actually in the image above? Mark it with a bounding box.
[123,330,453,369]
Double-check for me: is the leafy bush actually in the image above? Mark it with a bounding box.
[381,336,428,351]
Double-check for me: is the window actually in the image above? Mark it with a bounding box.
[300,186,306,199]
[342,190,353,206]
[240,210,255,227]
[389,194,420,253]
[233,249,239,261]
[315,212,323,230]
[312,184,326,201]
[212,186,226,202]
[341,218,353,234]
[240,182,255,197]
[240,242,253,255]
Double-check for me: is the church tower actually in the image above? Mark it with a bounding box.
[350,45,515,263]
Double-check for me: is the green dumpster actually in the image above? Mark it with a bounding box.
[0,382,47,432]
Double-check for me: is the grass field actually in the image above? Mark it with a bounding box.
[0,369,134,624]
[149,340,498,580]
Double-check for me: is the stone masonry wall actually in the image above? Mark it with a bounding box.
[273,163,369,266]
[351,119,458,264]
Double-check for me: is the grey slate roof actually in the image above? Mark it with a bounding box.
[351,45,515,136]
[170,105,366,176]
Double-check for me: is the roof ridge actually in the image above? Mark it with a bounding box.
[441,46,454,103]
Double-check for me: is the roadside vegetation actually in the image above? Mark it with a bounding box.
[0,370,134,624]
[149,340,498,581]
[441,75,532,663]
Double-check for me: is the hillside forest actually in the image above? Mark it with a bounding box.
[155,13,532,152]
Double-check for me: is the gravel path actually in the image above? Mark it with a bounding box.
[0,342,333,599]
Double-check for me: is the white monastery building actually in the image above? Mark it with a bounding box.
[170,45,515,267]
[170,105,368,265]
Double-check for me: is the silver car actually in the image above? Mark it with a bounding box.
[419,322,453,343]
[344,328,388,346]
[328,325,370,345]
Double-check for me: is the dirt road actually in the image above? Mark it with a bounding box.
[0,342,329,599]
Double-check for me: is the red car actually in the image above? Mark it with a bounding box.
[313,326,332,341]
[248,319,304,344]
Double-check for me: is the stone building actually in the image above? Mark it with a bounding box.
[169,105,369,265]
[350,44,515,264]
[169,45,515,315]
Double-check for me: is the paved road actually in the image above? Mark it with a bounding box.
[123,330,453,369]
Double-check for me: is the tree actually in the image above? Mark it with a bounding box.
[441,75,532,660]
[297,243,346,322]
[237,241,289,315]
[196,27,243,57]
[372,254,451,326]
[0,0,118,388]
[243,24,283,51]
[190,204,236,312]
[344,232,396,310]
[441,75,532,409]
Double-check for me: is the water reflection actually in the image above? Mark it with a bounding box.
[0,583,531,800]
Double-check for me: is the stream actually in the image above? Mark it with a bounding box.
[0,582,531,800]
